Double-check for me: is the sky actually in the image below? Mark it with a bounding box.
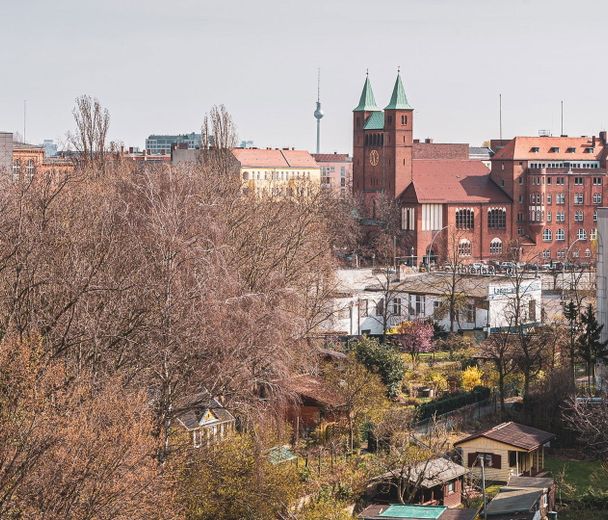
[2,0,607,153]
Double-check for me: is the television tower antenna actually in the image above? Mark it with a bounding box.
[313,68,324,154]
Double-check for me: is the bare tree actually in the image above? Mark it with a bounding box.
[69,94,111,172]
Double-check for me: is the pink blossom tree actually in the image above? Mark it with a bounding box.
[390,320,434,368]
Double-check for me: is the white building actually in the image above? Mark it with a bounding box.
[325,269,542,336]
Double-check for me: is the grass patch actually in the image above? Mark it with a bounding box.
[557,508,608,520]
[545,456,608,500]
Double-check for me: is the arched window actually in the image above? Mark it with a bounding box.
[458,239,472,257]
[12,160,20,180]
[556,229,565,241]
[455,208,474,229]
[542,228,552,242]
[488,208,507,229]
[577,228,587,241]
[401,115,408,125]
[489,238,503,255]
[242,171,249,181]
[585,248,592,257]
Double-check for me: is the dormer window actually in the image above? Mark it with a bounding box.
[566,147,576,153]
[584,147,594,153]
[531,147,540,153]
[549,147,560,153]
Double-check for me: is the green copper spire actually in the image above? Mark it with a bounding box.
[385,70,413,110]
[353,71,381,112]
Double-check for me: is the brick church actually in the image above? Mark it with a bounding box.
[352,72,608,265]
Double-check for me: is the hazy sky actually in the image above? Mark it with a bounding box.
[2,0,607,152]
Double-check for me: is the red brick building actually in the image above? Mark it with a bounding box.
[352,72,608,264]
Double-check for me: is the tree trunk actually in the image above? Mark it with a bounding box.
[498,365,506,418]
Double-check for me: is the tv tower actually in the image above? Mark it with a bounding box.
[313,68,324,154]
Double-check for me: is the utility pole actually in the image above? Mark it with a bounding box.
[23,100,27,143]
[561,100,564,135]
[480,455,488,520]
[499,94,502,141]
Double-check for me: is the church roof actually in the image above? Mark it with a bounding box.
[364,112,385,130]
[401,160,511,204]
[353,75,381,112]
[385,73,413,110]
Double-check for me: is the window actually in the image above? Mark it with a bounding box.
[464,304,475,323]
[490,238,503,255]
[543,250,551,259]
[557,250,566,259]
[488,208,506,229]
[360,299,369,317]
[594,210,598,222]
[392,298,402,316]
[455,208,474,229]
[593,177,602,185]
[375,298,384,316]
[585,248,592,258]
[556,211,565,222]
[546,211,552,222]
[567,147,576,153]
[575,210,584,222]
[509,451,518,468]
[542,228,552,242]
[556,193,565,204]
[446,481,455,494]
[574,177,583,185]
[590,228,598,240]
[531,147,540,153]
[556,229,565,241]
[594,193,602,204]
[402,207,416,230]
[584,147,594,153]
[574,193,584,205]
[546,177,552,184]
[411,295,426,317]
[401,115,408,125]
[547,194,552,204]
[25,159,35,179]
[458,239,472,257]
[11,161,20,181]
[242,171,249,180]
[556,177,565,185]
[550,147,560,153]
[529,299,537,321]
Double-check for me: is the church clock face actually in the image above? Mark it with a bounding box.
[369,149,379,167]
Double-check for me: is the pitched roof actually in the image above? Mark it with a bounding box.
[312,153,351,163]
[364,111,385,130]
[401,160,510,203]
[175,392,235,431]
[359,505,476,520]
[406,458,467,488]
[385,73,413,110]
[454,422,555,451]
[508,476,554,489]
[284,374,345,407]
[492,136,603,161]
[485,487,543,515]
[354,75,381,112]
[231,148,318,169]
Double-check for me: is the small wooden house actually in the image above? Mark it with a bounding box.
[175,393,236,448]
[371,458,468,508]
[454,422,555,483]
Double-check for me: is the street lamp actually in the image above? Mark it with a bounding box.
[426,226,449,271]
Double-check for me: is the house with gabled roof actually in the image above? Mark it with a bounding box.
[175,392,236,448]
[453,422,555,483]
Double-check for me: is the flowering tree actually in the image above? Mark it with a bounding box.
[389,320,434,368]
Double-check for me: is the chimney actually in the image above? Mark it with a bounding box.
[600,131,607,145]
[425,138,433,144]
[592,135,596,147]
[128,146,133,153]
[413,139,420,143]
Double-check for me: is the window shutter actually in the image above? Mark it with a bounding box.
[467,452,478,467]
[492,453,502,469]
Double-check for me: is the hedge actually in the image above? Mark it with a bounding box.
[416,386,490,421]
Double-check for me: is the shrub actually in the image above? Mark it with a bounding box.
[416,386,490,421]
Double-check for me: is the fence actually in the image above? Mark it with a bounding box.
[414,395,497,434]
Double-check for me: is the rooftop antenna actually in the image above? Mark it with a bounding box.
[561,100,564,135]
[499,93,502,141]
[23,100,27,143]
[313,68,324,154]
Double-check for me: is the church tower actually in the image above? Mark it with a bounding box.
[384,71,414,198]
[352,71,414,207]
[352,73,382,206]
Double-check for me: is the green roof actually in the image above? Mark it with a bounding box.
[363,111,385,130]
[385,73,413,110]
[379,505,446,519]
[354,75,381,112]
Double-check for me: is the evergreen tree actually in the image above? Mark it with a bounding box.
[577,304,608,393]
[563,300,579,389]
